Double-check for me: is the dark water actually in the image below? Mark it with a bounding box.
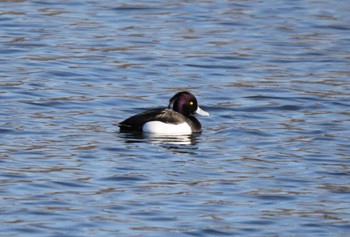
[1,0,350,236]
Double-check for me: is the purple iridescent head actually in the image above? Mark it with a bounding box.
[168,91,209,117]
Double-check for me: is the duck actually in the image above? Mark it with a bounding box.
[118,91,209,134]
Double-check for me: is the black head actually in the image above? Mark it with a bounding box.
[168,91,209,117]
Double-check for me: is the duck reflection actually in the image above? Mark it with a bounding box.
[120,131,200,146]
[146,133,198,146]
[119,131,201,154]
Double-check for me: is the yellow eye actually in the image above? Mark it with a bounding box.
[189,101,194,106]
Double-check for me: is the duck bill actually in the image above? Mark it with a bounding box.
[195,106,209,116]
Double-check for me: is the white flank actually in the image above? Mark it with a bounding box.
[143,121,192,135]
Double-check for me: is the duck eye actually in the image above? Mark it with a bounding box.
[189,101,194,106]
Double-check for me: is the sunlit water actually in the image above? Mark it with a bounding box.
[1,1,350,236]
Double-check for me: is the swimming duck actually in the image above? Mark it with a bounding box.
[118,91,209,134]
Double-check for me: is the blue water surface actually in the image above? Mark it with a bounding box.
[1,0,350,236]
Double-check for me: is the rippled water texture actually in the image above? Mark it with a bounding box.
[1,1,350,236]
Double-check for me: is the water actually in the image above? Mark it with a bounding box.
[1,0,350,236]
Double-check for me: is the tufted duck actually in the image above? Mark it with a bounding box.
[118,91,209,134]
